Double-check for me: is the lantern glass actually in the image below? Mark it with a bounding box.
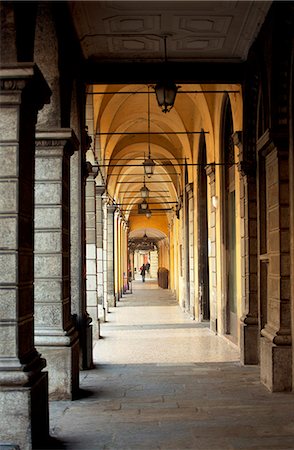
[140,185,149,198]
[155,81,178,113]
[145,209,152,219]
[141,200,148,210]
[143,158,155,177]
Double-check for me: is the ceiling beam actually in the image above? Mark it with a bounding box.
[83,61,245,84]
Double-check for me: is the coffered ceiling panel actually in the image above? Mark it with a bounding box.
[69,0,272,63]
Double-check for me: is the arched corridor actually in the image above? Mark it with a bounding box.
[49,282,294,449]
[1,2,294,448]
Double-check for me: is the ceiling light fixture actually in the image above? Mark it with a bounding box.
[140,199,148,210]
[143,85,155,177]
[145,209,152,219]
[140,175,150,198]
[154,36,178,113]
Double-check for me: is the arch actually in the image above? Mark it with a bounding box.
[197,130,210,321]
[220,94,238,341]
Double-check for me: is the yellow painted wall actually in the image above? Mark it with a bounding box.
[128,214,169,236]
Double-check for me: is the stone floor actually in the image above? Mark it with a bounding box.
[48,280,294,450]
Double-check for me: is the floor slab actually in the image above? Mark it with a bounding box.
[48,280,294,449]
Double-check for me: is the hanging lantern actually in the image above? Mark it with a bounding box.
[140,181,149,198]
[154,80,178,113]
[145,209,152,219]
[143,158,155,177]
[140,199,148,210]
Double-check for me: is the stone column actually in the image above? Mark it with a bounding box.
[260,140,291,391]
[205,164,217,333]
[85,163,100,339]
[102,194,109,314]
[34,129,79,400]
[0,64,51,449]
[233,131,259,365]
[183,184,190,312]
[238,161,259,364]
[117,214,123,300]
[122,222,129,293]
[188,183,195,318]
[150,250,159,278]
[96,185,106,322]
[107,205,116,308]
[70,146,93,370]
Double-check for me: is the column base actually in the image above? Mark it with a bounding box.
[0,371,49,449]
[98,304,106,322]
[240,315,259,365]
[210,318,217,333]
[36,330,80,400]
[108,295,116,308]
[260,330,292,392]
[92,318,100,341]
[83,321,93,369]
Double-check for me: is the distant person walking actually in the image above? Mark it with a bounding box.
[140,264,146,282]
[146,262,150,274]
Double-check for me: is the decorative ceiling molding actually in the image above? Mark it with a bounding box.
[69,1,272,63]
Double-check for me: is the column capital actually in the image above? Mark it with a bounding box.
[205,163,215,179]
[237,160,256,177]
[0,62,51,100]
[107,204,117,214]
[36,128,79,156]
[96,185,105,196]
[86,161,99,178]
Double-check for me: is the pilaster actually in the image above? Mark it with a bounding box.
[34,129,79,400]
[0,63,51,449]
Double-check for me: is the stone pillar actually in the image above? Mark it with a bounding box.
[150,250,159,278]
[122,222,129,293]
[114,212,119,302]
[205,164,217,333]
[107,205,116,308]
[102,194,109,314]
[234,131,259,365]
[70,146,93,370]
[238,164,259,365]
[183,184,190,312]
[0,64,51,449]
[96,185,106,322]
[85,163,100,339]
[260,141,291,391]
[34,129,79,400]
[188,184,195,318]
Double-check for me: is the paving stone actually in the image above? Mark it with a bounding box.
[49,280,294,449]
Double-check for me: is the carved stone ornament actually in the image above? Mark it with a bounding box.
[237,160,256,177]
[0,79,26,91]
[205,163,215,178]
